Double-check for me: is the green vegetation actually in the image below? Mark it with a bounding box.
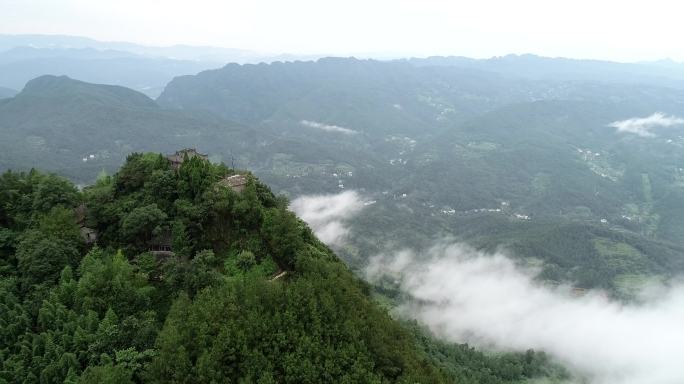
[0,154,564,383]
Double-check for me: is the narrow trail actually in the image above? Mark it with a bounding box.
[269,270,287,282]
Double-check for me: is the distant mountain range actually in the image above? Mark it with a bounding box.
[0,45,222,97]
[0,34,266,62]
[4,34,684,98]
[0,34,322,97]
[404,54,684,88]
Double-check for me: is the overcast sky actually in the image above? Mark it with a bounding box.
[2,0,683,61]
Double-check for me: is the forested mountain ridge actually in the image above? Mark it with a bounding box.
[0,153,565,383]
[157,57,566,131]
[21,75,157,108]
[158,56,684,132]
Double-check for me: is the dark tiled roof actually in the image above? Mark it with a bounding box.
[166,148,208,163]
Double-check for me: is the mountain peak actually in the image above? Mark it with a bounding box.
[20,75,157,109]
[23,74,74,91]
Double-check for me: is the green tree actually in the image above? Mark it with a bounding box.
[78,363,133,384]
[76,249,154,316]
[120,204,167,250]
[237,250,256,271]
[30,173,79,214]
[38,206,82,244]
[16,230,80,286]
[261,207,304,269]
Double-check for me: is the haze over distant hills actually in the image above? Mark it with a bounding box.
[0,34,267,62]
[0,34,322,97]
[405,54,684,88]
[5,33,684,98]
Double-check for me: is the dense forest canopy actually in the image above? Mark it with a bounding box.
[0,153,566,383]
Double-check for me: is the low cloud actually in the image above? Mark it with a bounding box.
[608,112,684,137]
[290,190,364,247]
[300,120,358,135]
[366,241,684,384]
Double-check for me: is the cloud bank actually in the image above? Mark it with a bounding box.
[290,190,364,247]
[366,241,684,384]
[608,112,684,137]
[300,120,358,135]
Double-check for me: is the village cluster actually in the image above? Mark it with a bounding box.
[332,171,353,189]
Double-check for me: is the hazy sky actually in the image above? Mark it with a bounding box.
[2,0,683,61]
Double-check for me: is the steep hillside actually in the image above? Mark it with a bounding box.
[0,154,565,383]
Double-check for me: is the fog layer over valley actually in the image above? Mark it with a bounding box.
[608,113,684,137]
[291,190,684,383]
[290,191,364,247]
[366,242,684,384]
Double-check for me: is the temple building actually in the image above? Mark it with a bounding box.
[166,148,208,170]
